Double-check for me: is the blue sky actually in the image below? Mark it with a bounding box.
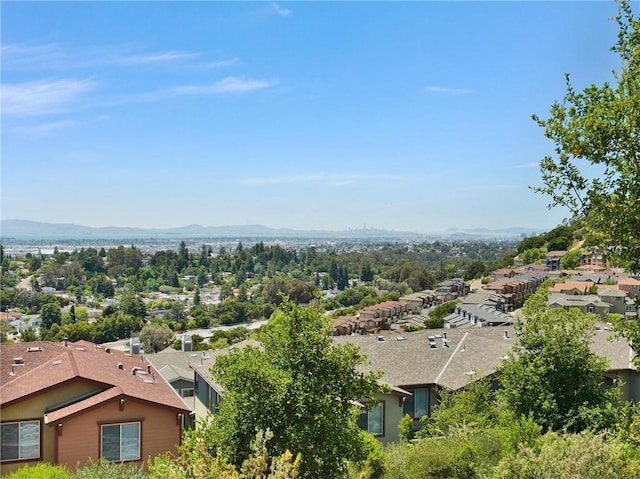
[1,1,624,233]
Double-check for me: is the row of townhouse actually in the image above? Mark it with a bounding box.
[331,301,411,335]
[435,278,469,302]
[331,280,470,336]
[399,290,438,313]
[482,274,547,311]
[0,340,190,475]
[548,278,640,319]
[148,325,639,446]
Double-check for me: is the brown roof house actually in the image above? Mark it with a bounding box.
[0,340,190,475]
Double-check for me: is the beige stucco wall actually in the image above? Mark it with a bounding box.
[618,370,640,403]
[378,392,405,445]
[0,380,100,476]
[192,396,213,426]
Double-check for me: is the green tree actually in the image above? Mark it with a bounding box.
[499,306,618,432]
[40,302,62,330]
[560,248,583,269]
[168,301,187,323]
[337,265,349,290]
[419,379,509,438]
[120,292,147,319]
[139,323,174,353]
[520,247,543,265]
[463,260,486,280]
[532,1,640,273]
[209,300,381,478]
[360,263,374,282]
[87,274,115,298]
[20,328,38,342]
[0,321,15,342]
[425,299,459,329]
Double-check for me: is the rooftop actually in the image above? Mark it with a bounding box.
[0,340,190,416]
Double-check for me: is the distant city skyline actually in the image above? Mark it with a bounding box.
[1,2,622,233]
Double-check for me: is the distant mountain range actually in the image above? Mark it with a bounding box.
[0,219,544,240]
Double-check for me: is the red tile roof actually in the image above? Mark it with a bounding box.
[0,340,189,413]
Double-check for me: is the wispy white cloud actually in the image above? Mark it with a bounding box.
[241,173,407,187]
[425,85,474,95]
[2,43,208,70]
[112,50,200,65]
[12,120,76,138]
[1,78,97,117]
[195,58,241,70]
[170,76,276,95]
[512,162,539,169]
[270,2,292,16]
[1,43,66,69]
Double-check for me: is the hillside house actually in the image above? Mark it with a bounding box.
[334,325,639,434]
[544,251,567,271]
[0,340,190,475]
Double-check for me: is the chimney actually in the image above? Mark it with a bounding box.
[182,335,193,352]
[130,337,141,355]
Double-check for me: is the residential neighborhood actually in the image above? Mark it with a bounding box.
[2,235,640,473]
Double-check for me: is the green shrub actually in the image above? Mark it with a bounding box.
[398,414,415,443]
[349,431,385,479]
[74,458,147,479]
[491,432,640,479]
[401,324,423,332]
[423,316,444,329]
[383,432,501,479]
[4,463,71,479]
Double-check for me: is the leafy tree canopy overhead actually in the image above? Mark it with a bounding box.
[532,0,640,272]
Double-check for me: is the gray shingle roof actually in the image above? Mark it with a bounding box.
[333,326,636,391]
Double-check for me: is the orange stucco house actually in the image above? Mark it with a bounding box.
[0,340,190,475]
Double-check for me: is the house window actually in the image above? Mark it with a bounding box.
[413,389,428,419]
[357,403,384,436]
[101,422,140,462]
[180,388,194,398]
[367,404,384,436]
[403,388,430,420]
[0,421,40,462]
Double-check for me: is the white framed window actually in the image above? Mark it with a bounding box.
[0,420,40,462]
[367,404,384,436]
[180,388,194,397]
[101,422,140,462]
